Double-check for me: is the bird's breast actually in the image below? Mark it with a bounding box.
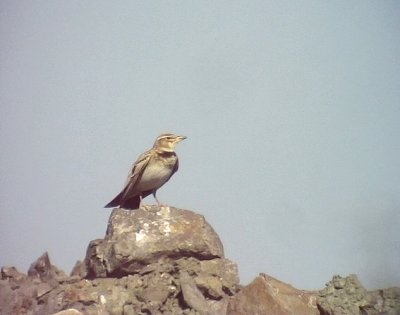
[137,155,177,191]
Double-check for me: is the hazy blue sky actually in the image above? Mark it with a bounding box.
[1,1,399,290]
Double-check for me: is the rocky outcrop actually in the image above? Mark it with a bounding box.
[0,253,73,315]
[317,274,400,315]
[1,206,399,315]
[83,207,224,278]
[0,206,239,315]
[227,273,318,315]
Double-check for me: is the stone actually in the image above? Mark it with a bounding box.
[85,206,224,278]
[194,273,224,298]
[51,309,84,315]
[227,273,318,315]
[317,274,400,315]
[1,266,26,281]
[2,206,399,315]
[174,257,240,297]
[199,259,240,295]
[28,252,68,284]
[70,260,87,279]
[180,271,211,313]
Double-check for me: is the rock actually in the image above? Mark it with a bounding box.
[180,271,229,315]
[51,309,83,315]
[70,260,87,279]
[174,257,240,298]
[180,271,211,313]
[0,252,72,315]
[227,273,318,315]
[199,259,240,295]
[0,271,37,315]
[194,273,224,298]
[1,266,26,281]
[317,274,368,315]
[2,205,399,315]
[85,206,224,278]
[317,274,400,315]
[0,206,239,315]
[375,287,400,315]
[28,252,68,285]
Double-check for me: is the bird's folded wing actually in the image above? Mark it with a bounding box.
[121,149,153,199]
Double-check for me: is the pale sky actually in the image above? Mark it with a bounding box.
[1,1,399,290]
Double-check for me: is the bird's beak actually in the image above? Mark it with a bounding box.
[176,135,187,142]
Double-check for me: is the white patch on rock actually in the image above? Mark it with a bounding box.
[135,230,147,242]
[161,221,171,236]
[158,206,171,218]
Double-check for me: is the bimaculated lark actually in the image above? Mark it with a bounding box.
[105,133,186,210]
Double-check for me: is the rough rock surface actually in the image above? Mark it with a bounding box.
[317,274,400,315]
[227,273,318,315]
[0,206,238,315]
[1,206,399,315]
[85,206,224,278]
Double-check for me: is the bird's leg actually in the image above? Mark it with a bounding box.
[153,191,167,208]
[153,191,161,206]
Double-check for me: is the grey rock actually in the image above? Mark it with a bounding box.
[28,252,68,285]
[2,206,399,315]
[194,273,224,298]
[317,274,400,315]
[85,206,224,278]
[180,271,229,315]
[174,257,240,298]
[1,266,26,281]
[51,309,83,315]
[0,206,238,315]
[70,260,87,279]
[180,271,211,313]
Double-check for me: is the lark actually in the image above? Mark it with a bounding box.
[105,133,186,210]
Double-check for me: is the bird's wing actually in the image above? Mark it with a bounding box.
[121,149,153,199]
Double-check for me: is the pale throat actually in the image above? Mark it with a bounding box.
[155,141,176,152]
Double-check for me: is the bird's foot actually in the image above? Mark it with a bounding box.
[157,203,170,209]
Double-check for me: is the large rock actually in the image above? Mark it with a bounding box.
[2,206,400,315]
[317,274,400,315]
[0,206,239,315]
[51,310,83,315]
[85,206,224,278]
[227,273,319,315]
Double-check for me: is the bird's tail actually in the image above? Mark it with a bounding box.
[104,192,141,210]
[122,196,141,210]
[104,191,123,208]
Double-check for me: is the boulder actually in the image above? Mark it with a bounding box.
[0,206,239,315]
[85,206,224,278]
[317,274,400,315]
[51,310,83,315]
[227,273,318,315]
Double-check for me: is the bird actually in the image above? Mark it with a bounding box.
[105,133,186,210]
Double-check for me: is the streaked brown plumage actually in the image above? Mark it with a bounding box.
[105,133,186,210]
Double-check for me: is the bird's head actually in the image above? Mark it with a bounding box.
[153,133,187,152]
